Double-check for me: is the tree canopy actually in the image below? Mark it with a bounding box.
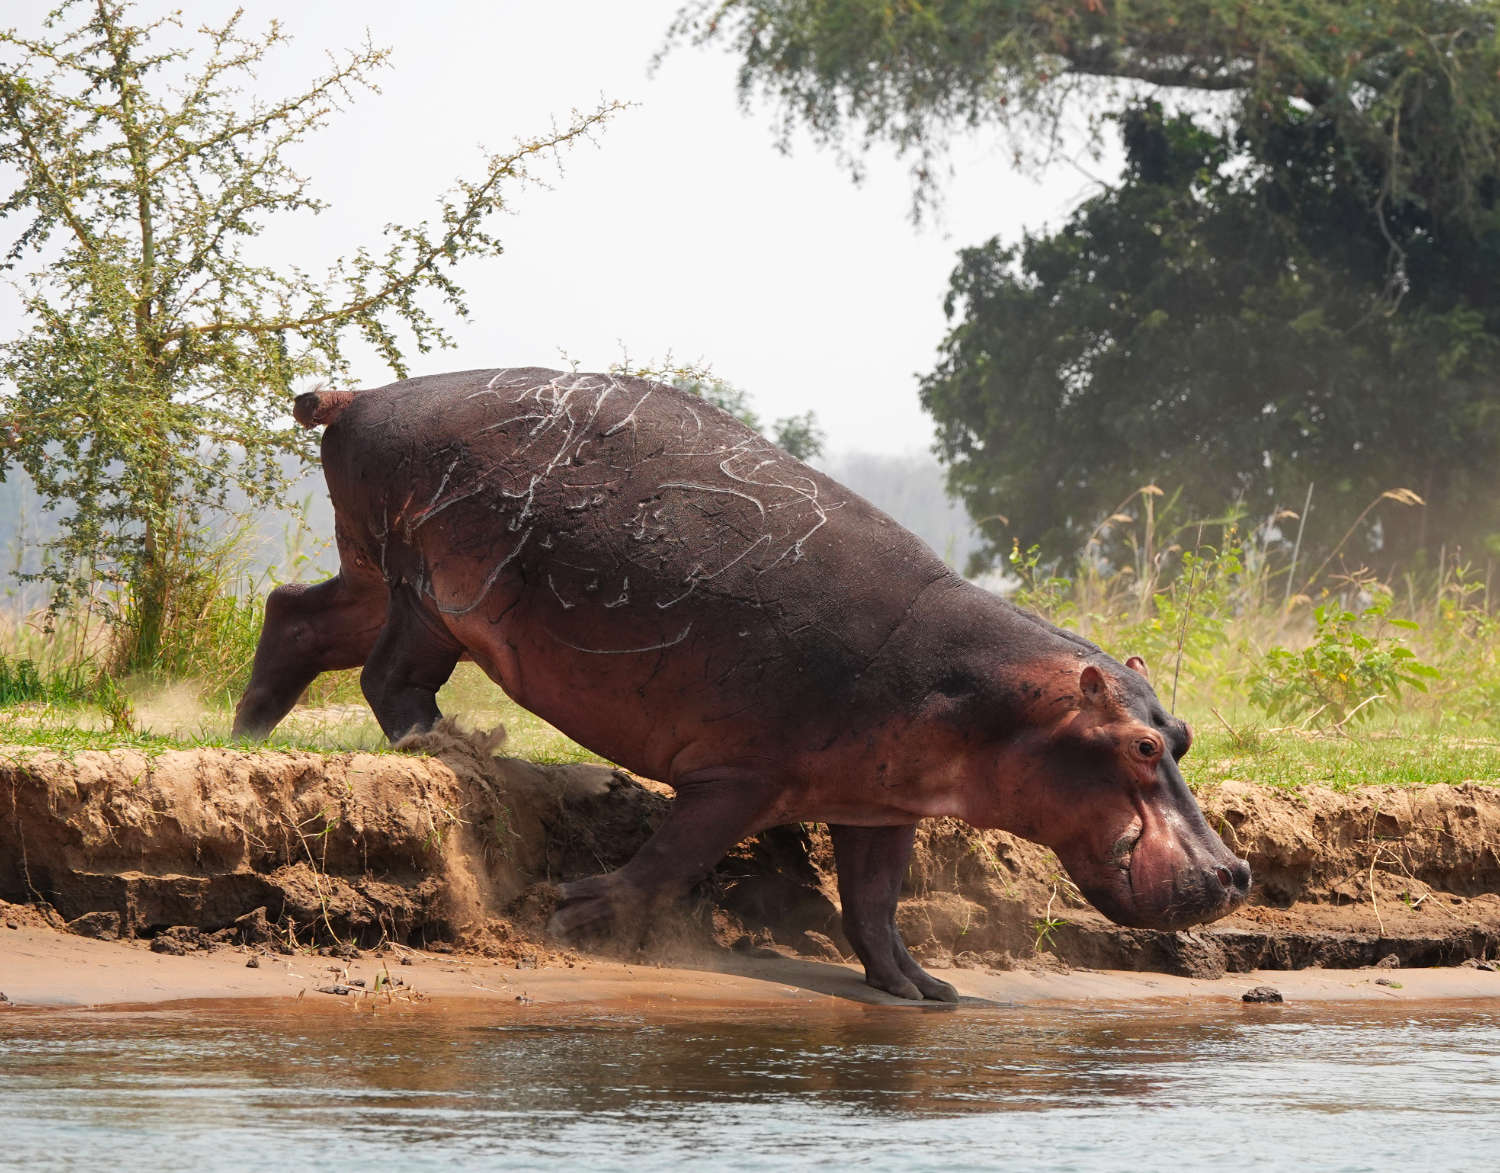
[923,100,1500,568]
[676,0,1500,571]
[0,1,619,667]
[675,1,1500,225]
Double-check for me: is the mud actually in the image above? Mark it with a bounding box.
[2,725,1497,978]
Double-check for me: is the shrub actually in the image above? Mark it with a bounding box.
[1249,593,1441,728]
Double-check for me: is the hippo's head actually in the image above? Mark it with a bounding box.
[1025,657,1250,930]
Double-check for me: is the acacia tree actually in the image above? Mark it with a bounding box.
[0,1,620,669]
[675,0,1500,569]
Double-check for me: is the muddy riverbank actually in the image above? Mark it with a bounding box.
[4,916,1499,1008]
[2,723,1498,993]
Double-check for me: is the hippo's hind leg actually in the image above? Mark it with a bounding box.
[549,774,780,944]
[233,573,387,739]
[361,584,465,742]
[830,823,959,1003]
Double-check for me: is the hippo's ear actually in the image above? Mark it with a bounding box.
[1079,664,1108,706]
[1125,655,1149,680]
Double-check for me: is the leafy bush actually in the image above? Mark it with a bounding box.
[1110,537,1250,704]
[1249,595,1440,728]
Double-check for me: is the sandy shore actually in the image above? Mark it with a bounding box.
[3,924,1498,1013]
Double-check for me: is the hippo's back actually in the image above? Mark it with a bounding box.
[322,369,963,761]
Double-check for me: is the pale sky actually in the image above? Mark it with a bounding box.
[4,0,1118,456]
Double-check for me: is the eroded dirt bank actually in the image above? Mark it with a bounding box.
[2,725,1498,984]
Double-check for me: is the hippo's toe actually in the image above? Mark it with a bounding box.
[866,972,925,1001]
[548,875,637,941]
[910,972,959,1003]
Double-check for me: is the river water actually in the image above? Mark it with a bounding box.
[1,998,1496,1171]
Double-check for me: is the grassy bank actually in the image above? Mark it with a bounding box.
[1,660,1496,792]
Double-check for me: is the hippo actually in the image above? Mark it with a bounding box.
[234,368,1250,1000]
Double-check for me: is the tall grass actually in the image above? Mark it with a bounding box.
[1006,484,1493,739]
[0,653,89,706]
[105,512,267,699]
[0,505,358,724]
[0,607,102,705]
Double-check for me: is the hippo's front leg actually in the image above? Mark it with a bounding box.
[830,823,959,1003]
[549,773,780,942]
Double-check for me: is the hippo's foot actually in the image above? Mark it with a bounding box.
[550,776,780,951]
[233,574,388,740]
[892,953,960,1003]
[862,938,959,1003]
[547,874,650,944]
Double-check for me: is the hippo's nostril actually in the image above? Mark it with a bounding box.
[1215,858,1252,896]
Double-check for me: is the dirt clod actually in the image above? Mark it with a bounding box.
[233,907,274,945]
[797,930,845,962]
[245,955,260,969]
[66,911,121,941]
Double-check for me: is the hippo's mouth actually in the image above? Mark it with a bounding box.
[1073,819,1243,931]
[1110,825,1142,874]
[1111,825,1165,923]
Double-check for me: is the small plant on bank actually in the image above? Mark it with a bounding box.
[1032,912,1066,954]
[1009,540,1078,621]
[1249,592,1441,728]
[1032,880,1070,954]
[0,654,90,706]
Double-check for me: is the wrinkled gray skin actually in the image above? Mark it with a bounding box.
[235,369,1251,1001]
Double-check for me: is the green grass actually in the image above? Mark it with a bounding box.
[0,721,264,756]
[0,663,604,764]
[0,654,91,706]
[0,704,393,756]
[4,670,1497,792]
[1186,727,1500,792]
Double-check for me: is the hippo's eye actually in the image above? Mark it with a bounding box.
[1136,737,1161,760]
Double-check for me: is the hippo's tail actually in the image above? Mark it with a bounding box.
[293,387,359,428]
